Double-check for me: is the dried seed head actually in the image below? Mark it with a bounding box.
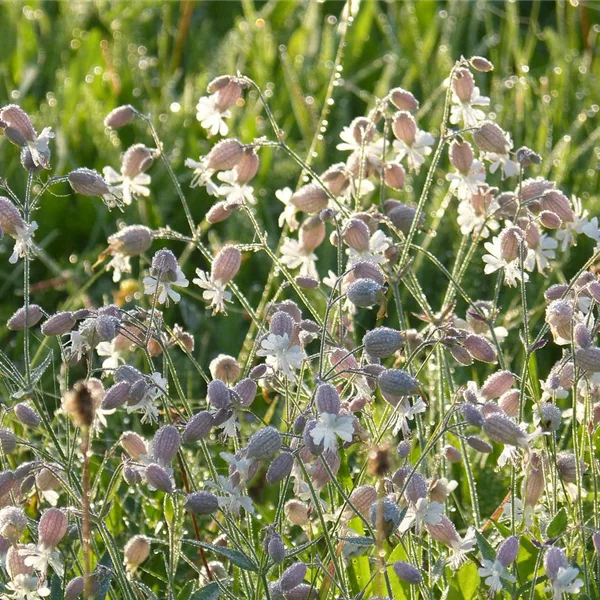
[285,499,310,526]
[363,327,404,358]
[119,432,148,461]
[0,197,25,237]
[480,371,516,400]
[280,562,307,591]
[315,383,341,415]
[266,452,294,484]
[144,463,173,493]
[124,535,150,570]
[389,87,419,112]
[444,445,462,463]
[463,334,497,364]
[68,168,111,197]
[393,561,423,585]
[473,122,511,154]
[209,354,240,383]
[544,547,568,580]
[575,346,600,373]
[38,508,67,549]
[151,425,180,465]
[452,68,475,103]
[498,390,520,417]
[392,111,417,144]
[347,278,384,308]
[62,381,96,429]
[370,498,402,537]
[496,536,519,567]
[7,305,43,331]
[184,491,219,515]
[466,435,493,453]
[378,369,418,398]
[470,56,494,72]
[483,413,528,448]
[14,402,41,428]
[211,245,241,283]
[104,105,136,128]
[246,426,281,459]
[291,183,329,213]
[0,506,27,543]
[183,411,214,443]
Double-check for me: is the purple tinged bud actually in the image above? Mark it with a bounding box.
[41,311,76,336]
[184,491,219,515]
[462,403,484,427]
[124,535,150,569]
[151,425,180,465]
[267,533,286,564]
[246,426,281,459]
[38,508,67,548]
[496,536,519,568]
[104,105,136,128]
[102,381,131,410]
[120,431,148,460]
[144,463,173,493]
[363,327,404,358]
[207,379,232,409]
[0,428,16,454]
[393,560,423,584]
[347,278,384,308]
[397,440,411,458]
[280,562,307,591]
[369,498,402,537]
[14,403,41,428]
[182,411,214,443]
[466,435,493,454]
[315,383,341,415]
[593,531,600,555]
[266,452,294,484]
[404,472,428,504]
[544,547,568,580]
[250,364,268,380]
[303,419,324,456]
[7,305,43,330]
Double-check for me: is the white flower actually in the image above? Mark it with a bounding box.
[391,397,427,437]
[446,161,486,201]
[96,340,125,375]
[276,187,299,231]
[393,130,435,173]
[126,373,165,425]
[143,266,189,305]
[547,566,584,599]
[450,87,490,128]
[5,574,51,599]
[556,196,600,251]
[20,544,64,577]
[103,166,151,206]
[280,238,318,279]
[310,412,355,452]
[481,145,519,179]
[196,95,230,137]
[216,169,255,204]
[336,127,384,166]
[68,330,91,362]
[105,252,131,282]
[447,527,476,570]
[208,475,254,516]
[482,235,530,287]
[346,230,391,266]
[193,269,232,315]
[217,414,240,439]
[256,333,305,378]
[400,498,444,533]
[220,452,254,484]
[525,234,558,273]
[184,157,219,196]
[478,559,516,594]
[457,199,499,239]
[9,221,38,264]
[27,127,55,169]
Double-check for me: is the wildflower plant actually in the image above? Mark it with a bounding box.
[0,6,599,600]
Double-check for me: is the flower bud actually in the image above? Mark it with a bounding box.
[449,139,474,174]
[576,346,600,373]
[206,200,240,223]
[347,278,384,308]
[522,451,544,508]
[498,390,520,417]
[41,311,76,335]
[363,327,404,358]
[144,463,173,493]
[270,311,294,337]
[393,561,422,585]
[151,425,180,465]
[574,323,592,349]
[342,218,370,251]
[466,435,493,453]
[387,203,419,235]
[452,68,475,103]
[295,276,319,289]
[266,452,294,484]
[345,485,377,520]
[0,197,25,236]
[280,562,307,591]
[470,56,494,72]
[480,371,515,400]
[350,260,386,285]
[185,491,219,515]
[232,378,257,408]
[38,508,67,548]
[7,305,43,330]
[556,452,586,484]
[464,334,497,363]
[392,111,417,144]
[120,431,148,460]
[483,413,528,447]
[207,379,232,410]
[540,190,574,223]
[315,383,340,415]
[389,88,419,112]
[124,535,150,570]
[246,427,281,459]
[0,506,27,542]
[250,364,268,380]
[291,184,329,213]
[473,122,510,154]
[383,162,406,190]
[544,547,568,580]
[266,532,286,564]
[68,168,112,197]
[370,498,402,537]
[122,144,154,178]
[183,411,214,443]
[108,225,153,256]
[496,536,519,567]
[299,217,326,253]
[104,105,136,128]
[378,368,418,398]
[444,445,462,463]
[499,227,522,262]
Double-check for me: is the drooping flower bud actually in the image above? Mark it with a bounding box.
[246,427,281,459]
[104,105,136,128]
[38,508,67,549]
[124,535,150,571]
[184,491,219,515]
[393,560,423,585]
[363,327,404,358]
[7,305,43,330]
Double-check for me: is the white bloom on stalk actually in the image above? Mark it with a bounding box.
[276,187,299,231]
[447,528,477,570]
[220,452,254,484]
[478,559,516,594]
[393,130,434,173]
[449,86,490,128]
[457,199,499,238]
[446,161,486,201]
[102,167,151,206]
[5,574,51,599]
[310,412,355,452]
[143,267,189,305]
[256,333,305,378]
[96,340,125,375]
[196,95,231,137]
[346,230,391,266]
[280,238,319,279]
[391,397,427,437]
[481,235,530,287]
[208,475,254,516]
[400,497,444,533]
[193,270,232,315]
[555,195,600,251]
[184,157,220,196]
[126,372,166,425]
[20,544,64,577]
[524,233,558,274]
[216,170,255,204]
[546,567,584,600]
[68,330,91,362]
[9,222,38,265]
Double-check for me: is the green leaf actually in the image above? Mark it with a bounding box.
[475,530,496,563]
[183,539,258,572]
[338,535,374,546]
[190,582,221,600]
[546,507,568,539]
[50,574,62,600]
[447,562,479,600]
